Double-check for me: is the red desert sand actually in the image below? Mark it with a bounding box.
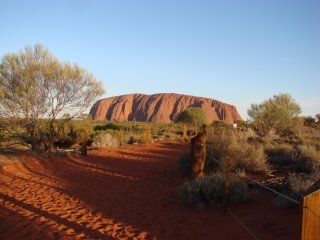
[0,142,300,240]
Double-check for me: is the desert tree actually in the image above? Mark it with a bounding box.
[174,107,208,128]
[247,93,301,136]
[0,44,105,154]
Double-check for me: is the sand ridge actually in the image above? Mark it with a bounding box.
[0,142,300,239]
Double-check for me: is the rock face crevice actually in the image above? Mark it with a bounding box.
[89,93,242,124]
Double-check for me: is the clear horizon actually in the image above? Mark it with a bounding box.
[1,0,319,119]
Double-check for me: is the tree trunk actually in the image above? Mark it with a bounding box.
[48,139,52,159]
[79,129,88,156]
[81,141,87,156]
[31,140,41,152]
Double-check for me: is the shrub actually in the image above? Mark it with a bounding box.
[303,116,316,127]
[94,122,121,131]
[91,132,119,148]
[53,136,76,148]
[295,145,320,174]
[234,120,252,130]
[206,128,268,173]
[53,123,78,148]
[212,120,232,129]
[273,174,314,208]
[262,129,280,144]
[248,93,301,136]
[266,145,294,168]
[267,144,320,174]
[174,107,208,127]
[178,174,250,207]
[127,135,144,144]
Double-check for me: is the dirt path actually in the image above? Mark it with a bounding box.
[0,142,300,240]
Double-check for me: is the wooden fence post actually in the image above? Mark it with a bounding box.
[145,125,151,145]
[182,125,187,141]
[119,129,125,146]
[301,189,320,240]
[224,158,232,215]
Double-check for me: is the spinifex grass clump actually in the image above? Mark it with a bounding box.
[266,144,320,174]
[273,174,315,208]
[206,127,269,174]
[178,173,250,207]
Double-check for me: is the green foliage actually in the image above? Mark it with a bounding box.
[248,93,301,136]
[94,122,121,131]
[234,120,252,129]
[266,144,320,175]
[295,145,320,174]
[91,121,187,145]
[303,116,316,127]
[127,135,144,144]
[0,44,104,151]
[178,174,250,207]
[174,107,208,127]
[266,145,294,168]
[206,128,269,173]
[53,122,78,148]
[212,120,232,129]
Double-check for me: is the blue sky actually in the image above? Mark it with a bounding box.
[1,0,319,119]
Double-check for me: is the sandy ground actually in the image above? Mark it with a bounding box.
[0,142,300,240]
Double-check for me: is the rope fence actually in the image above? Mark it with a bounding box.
[226,207,259,240]
[206,154,301,205]
[188,123,320,239]
[205,152,320,239]
[208,154,320,219]
[206,152,320,239]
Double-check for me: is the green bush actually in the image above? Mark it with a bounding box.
[295,145,320,174]
[178,174,250,207]
[53,136,76,148]
[127,135,144,144]
[303,116,316,127]
[212,120,232,129]
[53,122,79,148]
[247,93,301,136]
[174,107,208,127]
[94,122,121,131]
[266,145,294,168]
[206,128,269,173]
[267,144,320,174]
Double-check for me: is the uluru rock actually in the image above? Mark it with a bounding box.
[89,93,242,124]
